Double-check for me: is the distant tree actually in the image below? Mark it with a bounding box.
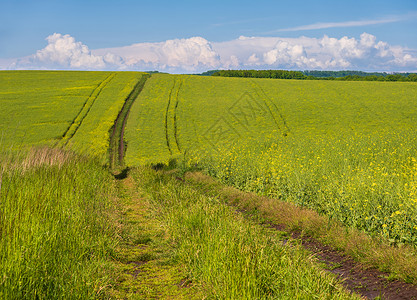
[212,70,417,82]
[408,74,417,82]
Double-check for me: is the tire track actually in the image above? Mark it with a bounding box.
[109,74,150,170]
[60,73,116,146]
[173,78,183,153]
[164,79,176,155]
[250,80,290,136]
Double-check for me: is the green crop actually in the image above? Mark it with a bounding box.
[125,74,417,245]
[0,71,143,161]
[3,70,417,297]
[0,71,110,149]
[65,72,143,161]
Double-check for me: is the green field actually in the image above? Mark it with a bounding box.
[0,70,143,160]
[126,74,417,244]
[2,70,417,298]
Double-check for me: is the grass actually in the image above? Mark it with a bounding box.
[107,175,204,299]
[0,147,118,298]
[125,167,360,299]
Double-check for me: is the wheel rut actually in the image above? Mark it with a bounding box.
[60,73,116,146]
[109,74,150,171]
[269,223,417,300]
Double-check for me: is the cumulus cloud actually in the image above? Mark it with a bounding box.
[11,33,125,70]
[5,32,417,72]
[92,36,221,72]
[212,33,417,71]
[159,37,220,70]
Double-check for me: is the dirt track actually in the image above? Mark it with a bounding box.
[268,222,417,300]
[109,74,150,170]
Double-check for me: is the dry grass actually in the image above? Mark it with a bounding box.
[1,146,73,172]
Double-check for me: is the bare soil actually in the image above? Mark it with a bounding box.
[269,222,417,300]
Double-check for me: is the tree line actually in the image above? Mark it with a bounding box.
[209,70,417,82]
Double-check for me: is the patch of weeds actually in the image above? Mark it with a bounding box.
[136,252,155,262]
[381,273,397,282]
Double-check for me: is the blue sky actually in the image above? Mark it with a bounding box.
[1,0,417,72]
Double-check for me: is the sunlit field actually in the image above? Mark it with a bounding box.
[126,74,417,245]
[0,70,143,160]
[2,70,417,298]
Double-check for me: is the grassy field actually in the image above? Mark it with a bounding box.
[125,74,417,245]
[0,71,143,297]
[0,70,110,148]
[0,147,360,299]
[2,70,417,298]
[0,70,143,161]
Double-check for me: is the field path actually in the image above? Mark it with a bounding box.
[109,74,150,170]
[275,225,417,299]
[164,79,176,155]
[108,174,203,298]
[164,77,183,156]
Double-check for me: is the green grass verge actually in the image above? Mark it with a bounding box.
[0,147,118,299]
[108,175,203,299]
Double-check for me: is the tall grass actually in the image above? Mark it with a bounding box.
[0,147,118,299]
[132,167,358,299]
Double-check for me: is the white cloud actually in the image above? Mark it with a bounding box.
[212,33,417,71]
[93,36,220,72]
[0,58,14,69]
[263,42,306,66]
[247,53,259,64]
[273,12,417,32]
[10,33,126,70]
[4,32,417,72]
[277,18,402,32]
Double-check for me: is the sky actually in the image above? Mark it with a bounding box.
[1,0,417,73]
